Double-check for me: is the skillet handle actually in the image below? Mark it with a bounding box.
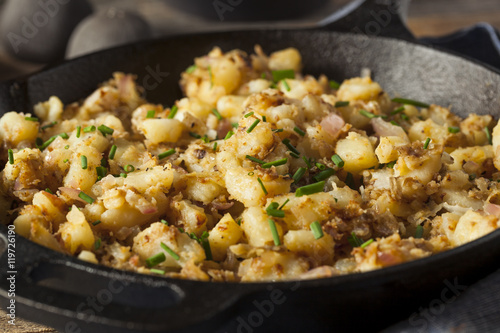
[319,0,415,41]
[0,228,245,332]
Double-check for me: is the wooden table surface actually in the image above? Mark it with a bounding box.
[2,0,500,332]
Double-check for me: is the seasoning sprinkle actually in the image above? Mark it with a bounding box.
[257,177,268,195]
[268,219,281,246]
[109,145,117,160]
[295,181,325,197]
[161,242,180,260]
[310,221,324,239]
[8,149,14,164]
[247,119,260,133]
[331,154,344,168]
[167,105,178,119]
[293,126,305,137]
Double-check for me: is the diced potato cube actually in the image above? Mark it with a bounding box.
[241,207,283,247]
[284,229,335,265]
[208,213,243,261]
[58,206,95,254]
[335,132,378,174]
[337,77,382,101]
[0,112,39,146]
[140,118,183,144]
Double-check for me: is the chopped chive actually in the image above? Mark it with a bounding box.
[334,101,349,108]
[279,199,290,210]
[262,158,288,169]
[302,156,312,169]
[8,149,14,164]
[448,126,460,134]
[189,132,201,139]
[158,148,176,160]
[261,72,267,79]
[391,97,430,108]
[201,135,210,143]
[282,138,300,155]
[244,112,254,118]
[232,122,239,128]
[211,108,223,120]
[120,172,127,178]
[146,110,155,118]
[92,220,101,226]
[295,181,325,197]
[271,69,295,82]
[94,238,101,250]
[281,80,291,91]
[272,128,284,133]
[266,202,285,218]
[186,65,197,74]
[224,131,234,140]
[25,116,38,122]
[345,172,355,189]
[246,155,265,164]
[208,65,213,88]
[469,173,476,181]
[78,191,94,204]
[167,105,178,119]
[39,136,56,150]
[65,145,69,149]
[160,219,169,225]
[415,225,424,239]
[161,242,180,260]
[96,166,107,179]
[63,159,69,163]
[98,124,114,136]
[348,232,363,247]
[236,218,242,226]
[315,163,326,170]
[100,158,107,167]
[146,252,166,267]
[485,127,492,145]
[391,106,405,115]
[262,116,267,122]
[124,164,135,173]
[293,126,305,137]
[257,177,268,195]
[290,152,300,159]
[202,237,212,260]
[401,114,410,121]
[41,121,57,130]
[76,126,81,138]
[360,239,374,248]
[423,138,431,149]
[81,155,88,169]
[213,142,218,152]
[386,160,397,168]
[109,145,117,160]
[329,80,341,90]
[310,221,324,239]
[247,119,260,133]
[390,120,400,126]
[314,168,335,182]
[248,172,254,176]
[150,268,165,275]
[331,154,344,168]
[268,219,281,245]
[292,167,306,184]
[359,109,376,119]
[59,132,69,139]
[35,137,43,147]
[83,125,96,133]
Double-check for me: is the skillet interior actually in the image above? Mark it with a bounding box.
[1,29,500,332]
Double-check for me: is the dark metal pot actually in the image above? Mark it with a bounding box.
[1,1,500,332]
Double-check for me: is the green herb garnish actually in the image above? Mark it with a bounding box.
[268,219,281,245]
[331,154,344,168]
[266,202,285,218]
[81,155,88,169]
[167,105,178,119]
[8,149,14,164]
[146,252,166,267]
[293,126,305,137]
[310,221,324,239]
[391,97,430,108]
[109,145,117,160]
[212,108,223,120]
[257,177,268,195]
[246,155,265,164]
[247,119,260,133]
[448,126,460,134]
[292,167,306,184]
[78,191,94,204]
[423,138,431,149]
[146,110,155,118]
[313,168,335,182]
[262,158,288,169]
[271,69,295,82]
[161,242,180,261]
[295,181,325,197]
[158,148,176,160]
[334,101,349,108]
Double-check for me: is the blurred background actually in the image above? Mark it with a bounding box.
[0,0,499,81]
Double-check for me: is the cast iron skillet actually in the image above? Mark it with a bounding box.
[1,1,500,332]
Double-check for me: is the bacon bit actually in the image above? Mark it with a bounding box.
[320,113,345,138]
